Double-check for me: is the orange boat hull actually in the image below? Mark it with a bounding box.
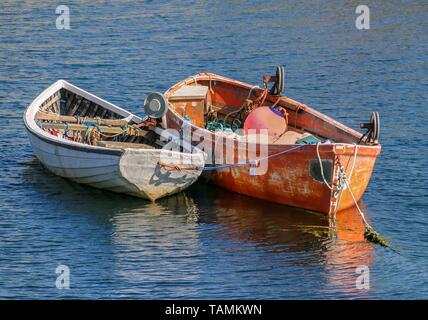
[164,73,381,215]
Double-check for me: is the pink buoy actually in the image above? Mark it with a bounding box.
[244,106,287,139]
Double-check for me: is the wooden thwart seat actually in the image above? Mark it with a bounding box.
[35,111,130,126]
[39,122,151,137]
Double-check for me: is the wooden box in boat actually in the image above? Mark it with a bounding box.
[163,73,381,214]
[24,80,205,201]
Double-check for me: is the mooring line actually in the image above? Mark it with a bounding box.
[202,144,306,171]
[317,142,394,251]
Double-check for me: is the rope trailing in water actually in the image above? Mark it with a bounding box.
[316,142,390,248]
[346,182,389,248]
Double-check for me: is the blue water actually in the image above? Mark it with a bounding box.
[1,0,427,299]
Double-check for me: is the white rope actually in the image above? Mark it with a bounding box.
[208,75,214,94]
[316,142,333,190]
[332,143,372,230]
[345,180,370,227]
[346,144,358,185]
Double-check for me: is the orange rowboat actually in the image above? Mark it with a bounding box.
[163,68,381,215]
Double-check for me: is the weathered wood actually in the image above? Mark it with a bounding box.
[68,95,83,116]
[60,98,67,114]
[35,111,129,126]
[41,93,61,113]
[169,86,208,100]
[79,100,91,117]
[40,122,150,137]
[89,103,99,118]
[64,93,75,114]
[100,108,108,119]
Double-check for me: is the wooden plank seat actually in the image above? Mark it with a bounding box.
[35,111,130,126]
[39,122,151,137]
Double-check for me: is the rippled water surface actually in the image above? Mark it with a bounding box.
[0,1,427,299]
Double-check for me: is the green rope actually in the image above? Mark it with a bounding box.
[206,117,242,132]
[206,119,224,131]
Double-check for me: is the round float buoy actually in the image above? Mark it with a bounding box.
[243,106,287,139]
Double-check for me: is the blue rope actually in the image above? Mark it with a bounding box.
[203,144,306,171]
[80,120,98,127]
[203,163,247,171]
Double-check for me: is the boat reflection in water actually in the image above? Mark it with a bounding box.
[23,161,374,298]
[185,182,374,296]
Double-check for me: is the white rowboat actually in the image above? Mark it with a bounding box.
[24,80,205,201]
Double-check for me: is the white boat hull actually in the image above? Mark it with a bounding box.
[24,80,204,201]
